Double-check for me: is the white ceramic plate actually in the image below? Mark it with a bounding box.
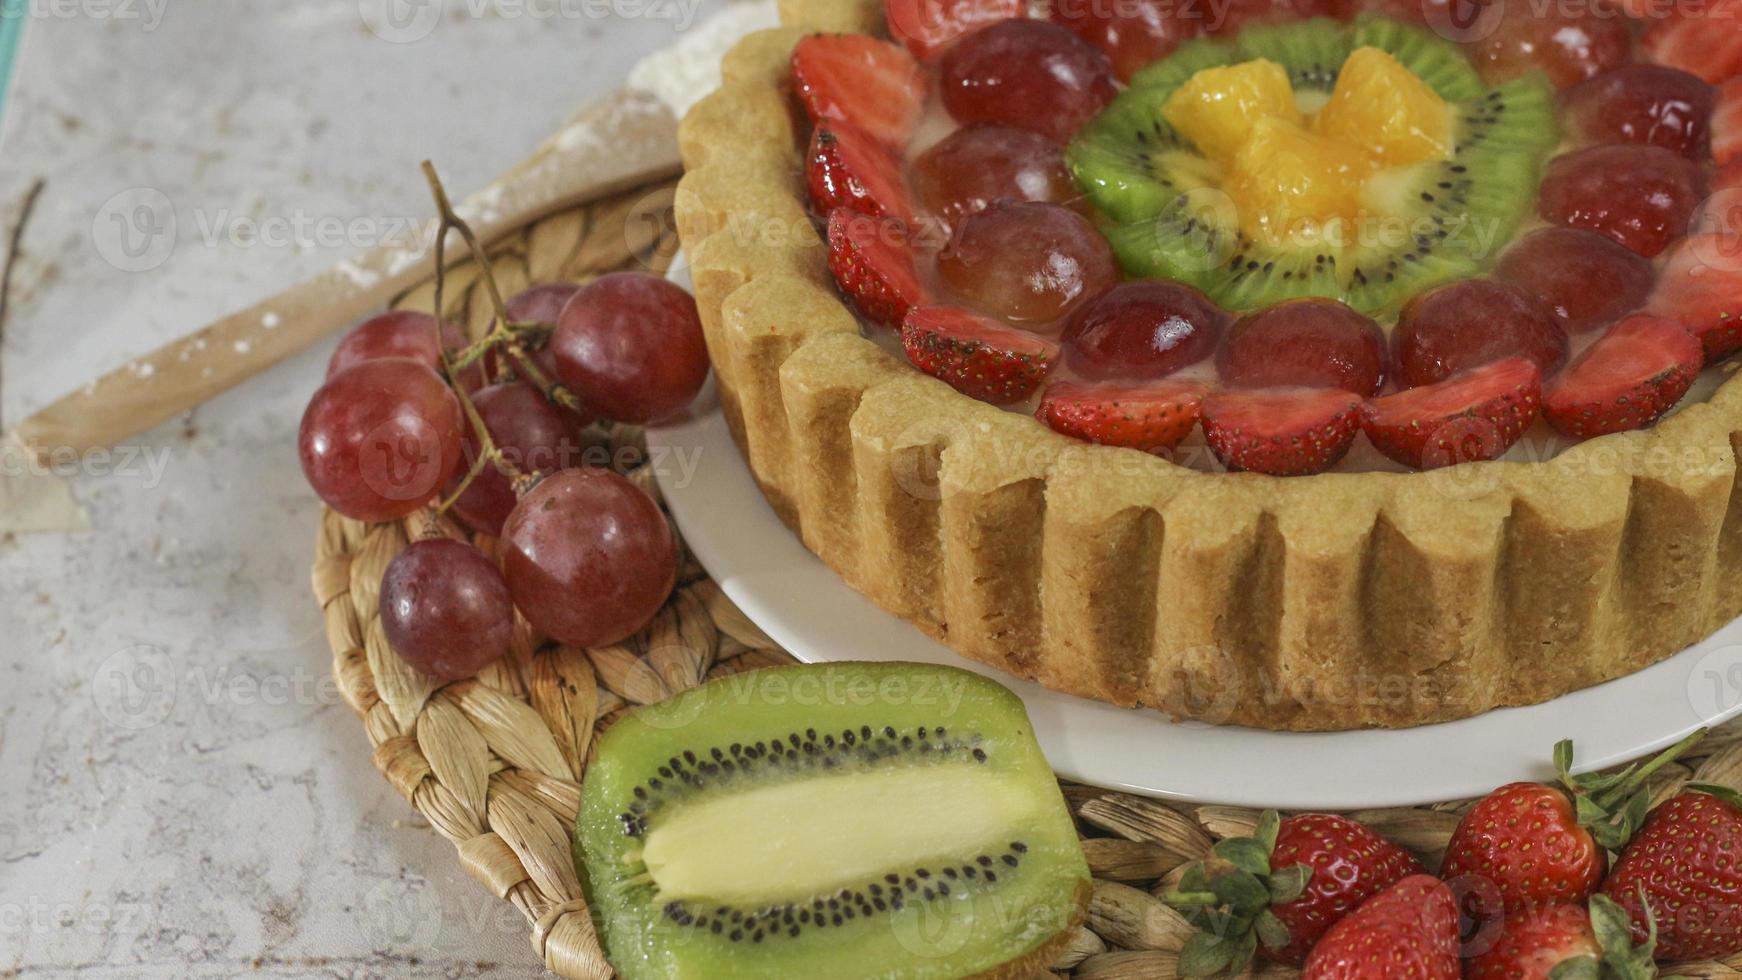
[651,263,1742,809]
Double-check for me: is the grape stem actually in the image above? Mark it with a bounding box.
[418,161,584,413]
[418,161,573,519]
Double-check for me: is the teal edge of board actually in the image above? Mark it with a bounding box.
[0,5,22,135]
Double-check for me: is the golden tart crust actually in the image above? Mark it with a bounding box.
[674,5,1742,730]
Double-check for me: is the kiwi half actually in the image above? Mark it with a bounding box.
[575,662,1090,980]
[1069,16,1558,315]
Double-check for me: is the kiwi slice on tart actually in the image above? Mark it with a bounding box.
[575,662,1090,980]
[1068,17,1558,316]
[1068,92,1221,226]
[1341,73,1559,313]
[1227,18,1352,93]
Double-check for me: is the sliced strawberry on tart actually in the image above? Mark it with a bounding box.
[1202,387,1366,476]
[885,0,1021,59]
[1037,379,1208,453]
[1543,314,1704,438]
[901,305,1060,404]
[1643,0,1742,85]
[826,209,928,329]
[791,34,925,149]
[806,122,915,222]
[1364,357,1542,470]
[1649,235,1742,364]
[1715,79,1742,165]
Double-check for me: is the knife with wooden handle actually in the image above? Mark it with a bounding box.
[7,88,682,463]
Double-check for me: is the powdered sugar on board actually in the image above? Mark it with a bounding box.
[625,0,779,117]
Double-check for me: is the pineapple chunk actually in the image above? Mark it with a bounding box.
[1162,59,1301,166]
[1228,116,1376,246]
[1314,47,1454,167]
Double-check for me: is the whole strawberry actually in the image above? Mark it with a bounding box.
[1466,896,1656,980]
[1301,874,1460,980]
[1166,811,1424,973]
[1441,733,1703,921]
[1601,784,1742,962]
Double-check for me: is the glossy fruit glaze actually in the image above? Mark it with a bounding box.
[798,0,1742,476]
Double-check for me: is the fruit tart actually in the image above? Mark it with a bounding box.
[673,0,1742,730]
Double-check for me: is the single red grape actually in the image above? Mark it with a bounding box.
[447,382,588,537]
[503,282,583,357]
[1562,64,1716,159]
[326,309,484,391]
[499,283,586,400]
[501,468,677,648]
[1464,2,1633,89]
[298,358,466,522]
[506,282,582,324]
[938,19,1117,143]
[1049,0,1201,82]
[1495,227,1656,333]
[1217,298,1385,395]
[1062,280,1229,380]
[1538,144,1706,257]
[938,200,1118,325]
[1394,279,1570,387]
[550,272,710,425]
[379,538,515,681]
[913,125,1078,229]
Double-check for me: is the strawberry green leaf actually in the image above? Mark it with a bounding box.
[1213,837,1273,878]
[1164,889,1220,908]
[1211,869,1270,917]
[1589,893,1658,980]
[1588,894,1635,951]
[1252,809,1281,852]
[1179,932,1236,978]
[1255,909,1292,949]
[1560,729,1707,851]
[1267,864,1311,905]
[1548,957,1601,980]
[1230,931,1258,972]
[1179,864,1211,893]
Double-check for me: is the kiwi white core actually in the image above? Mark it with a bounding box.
[640,765,1039,905]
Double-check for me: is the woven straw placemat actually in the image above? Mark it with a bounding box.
[308,174,1742,980]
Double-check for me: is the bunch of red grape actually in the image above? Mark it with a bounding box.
[298,272,710,681]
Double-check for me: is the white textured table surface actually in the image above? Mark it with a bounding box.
[0,2,729,975]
